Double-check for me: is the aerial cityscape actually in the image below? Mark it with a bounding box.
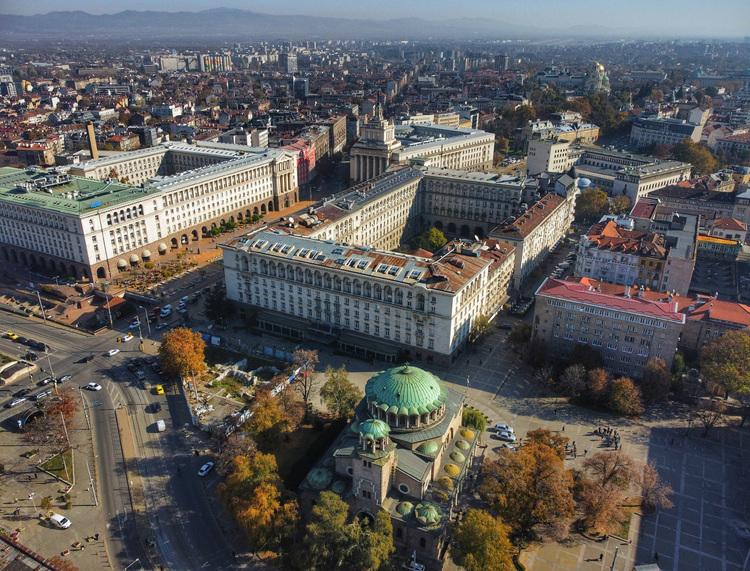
[0,3,749,571]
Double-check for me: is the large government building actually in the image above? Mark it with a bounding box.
[0,143,298,280]
[299,364,478,571]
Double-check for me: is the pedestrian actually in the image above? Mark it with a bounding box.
[584,450,588,457]
[670,438,675,446]
[34,472,37,479]
[573,441,576,447]
[654,552,659,563]
[599,553,604,561]
[561,425,565,432]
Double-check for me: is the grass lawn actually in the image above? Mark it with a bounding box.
[0,353,13,366]
[40,450,74,482]
[275,417,346,490]
[211,375,245,399]
[617,497,644,539]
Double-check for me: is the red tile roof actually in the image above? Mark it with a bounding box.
[537,278,685,323]
[584,220,667,258]
[713,216,746,231]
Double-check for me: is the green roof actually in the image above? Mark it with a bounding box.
[365,364,448,417]
[0,166,161,216]
[358,418,390,440]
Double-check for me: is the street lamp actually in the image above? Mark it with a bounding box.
[52,275,60,291]
[28,493,36,513]
[138,305,151,336]
[44,346,55,380]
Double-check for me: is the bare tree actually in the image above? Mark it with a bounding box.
[558,365,587,400]
[694,399,726,437]
[578,481,628,535]
[582,452,636,490]
[532,364,554,387]
[637,462,674,512]
[214,433,257,477]
[293,349,319,418]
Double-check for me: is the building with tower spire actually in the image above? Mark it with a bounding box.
[349,103,402,182]
[299,363,478,570]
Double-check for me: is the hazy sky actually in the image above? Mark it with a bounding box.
[1,0,749,36]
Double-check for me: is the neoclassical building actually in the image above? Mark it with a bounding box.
[0,143,298,280]
[350,107,494,183]
[222,230,514,364]
[299,364,478,571]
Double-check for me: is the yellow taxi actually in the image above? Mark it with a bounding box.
[5,331,19,340]
[155,385,165,395]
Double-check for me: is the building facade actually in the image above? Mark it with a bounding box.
[222,231,513,364]
[630,117,702,148]
[533,278,685,377]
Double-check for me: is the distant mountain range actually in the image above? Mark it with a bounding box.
[0,8,575,42]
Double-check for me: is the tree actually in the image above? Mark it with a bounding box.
[609,195,632,215]
[158,327,207,379]
[571,343,604,371]
[204,287,233,323]
[451,509,515,571]
[414,227,447,252]
[293,349,319,418]
[583,452,636,489]
[462,408,487,434]
[558,364,587,400]
[639,358,672,403]
[652,143,673,158]
[301,491,394,570]
[275,381,305,430]
[470,313,491,344]
[575,188,609,223]
[672,138,718,175]
[578,481,628,535]
[532,364,554,388]
[480,442,575,540]
[586,368,611,407]
[27,387,80,481]
[319,365,362,420]
[509,323,531,347]
[214,433,257,477]
[607,377,644,416]
[637,462,674,512]
[217,452,298,552]
[525,428,568,460]
[700,330,750,399]
[694,398,726,437]
[525,338,548,369]
[246,388,288,452]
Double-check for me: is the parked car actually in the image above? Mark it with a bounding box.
[155,385,164,395]
[49,513,71,529]
[497,430,516,443]
[198,462,214,477]
[180,296,190,304]
[152,402,162,413]
[494,423,515,434]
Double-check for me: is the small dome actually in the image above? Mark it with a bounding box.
[306,468,333,490]
[130,254,139,263]
[141,249,151,258]
[349,420,360,434]
[449,451,466,463]
[444,463,460,476]
[416,440,440,455]
[116,259,127,268]
[459,429,475,439]
[396,502,415,516]
[578,178,592,188]
[455,440,471,451]
[331,480,347,495]
[438,476,454,490]
[415,502,443,526]
[358,418,390,441]
[158,242,168,252]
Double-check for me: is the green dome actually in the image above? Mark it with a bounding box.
[396,501,415,516]
[365,364,448,417]
[331,480,347,495]
[415,502,443,526]
[306,468,333,490]
[449,451,466,463]
[358,418,390,440]
[455,439,471,451]
[416,440,440,455]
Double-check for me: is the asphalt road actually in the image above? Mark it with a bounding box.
[0,303,234,570]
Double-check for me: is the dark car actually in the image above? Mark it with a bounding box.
[25,352,39,361]
[35,342,49,351]
[15,336,27,344]
[40,377,55,386]
[81,354,95,363]
[153,402,162,413]
[202,287,211,294]
[127,363,138,373]
[133,358,144,367]
[145,356,153,364]
[151,362,161,372]
[14,388,32,397]
[25,338,38,346]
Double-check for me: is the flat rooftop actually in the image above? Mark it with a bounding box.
[0,166,160,216]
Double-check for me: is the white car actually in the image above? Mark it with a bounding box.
[85,382,102,391]
[497,430,516,443]
[122,333,133,342]
[494,423,515,434]
[7,397,27,408]
[49,513,71,529]
[156,323,168,330]
[106,349,120,357]
[129,321,141,329]
[198,462,214,477]
[35,389,53,401]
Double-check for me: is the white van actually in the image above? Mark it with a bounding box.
[180,296,190,304]
[156,419,166,432]
[49,513,71,529]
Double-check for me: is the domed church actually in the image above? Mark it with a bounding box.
[299,364,479,570]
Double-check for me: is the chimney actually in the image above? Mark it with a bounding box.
[86,122,99,160]
[625,285,631,297]
[708,302,713,317]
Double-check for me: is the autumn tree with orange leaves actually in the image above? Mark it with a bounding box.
[158,327,207,379]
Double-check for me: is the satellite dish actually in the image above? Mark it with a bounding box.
[474,235,480,241]
[288,217,294,224]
